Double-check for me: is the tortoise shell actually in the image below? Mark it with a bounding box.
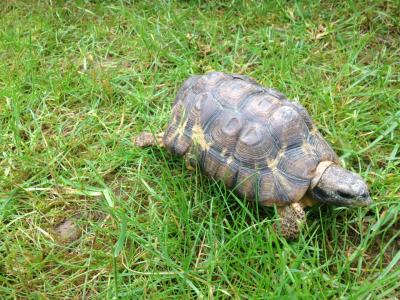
[163,72,339,206]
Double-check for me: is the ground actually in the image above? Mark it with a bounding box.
[0,1,399,299]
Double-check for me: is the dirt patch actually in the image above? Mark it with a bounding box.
[55,219,81,243]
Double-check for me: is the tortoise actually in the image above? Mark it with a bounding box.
[135,72,372,239]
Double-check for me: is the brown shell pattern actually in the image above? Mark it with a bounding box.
[163,72,339,206]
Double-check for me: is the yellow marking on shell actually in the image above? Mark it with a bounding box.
[310,127,318,135]
[268,159,278,170]
[177,119,187,135]
[165,117,188,145]
[268,149,285,170]
[226,156,234,165]
[192,124,210,151]
[301,142,312,155]
[176,106,188,133]
[220,147,228,157]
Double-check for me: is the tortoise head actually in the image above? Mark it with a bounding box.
[309,163,372,207]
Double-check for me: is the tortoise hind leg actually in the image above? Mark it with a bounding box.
[184,150,197,171]
[276,203,306,240]
[134,132,164,147]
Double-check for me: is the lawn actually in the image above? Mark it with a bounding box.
[0,0,399,299]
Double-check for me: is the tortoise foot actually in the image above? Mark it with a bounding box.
[275,203,306,240]
[134,132,164,147]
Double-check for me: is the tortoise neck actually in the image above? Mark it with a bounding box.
[310,161,336,189]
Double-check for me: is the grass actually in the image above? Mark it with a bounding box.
[0,0,399,298]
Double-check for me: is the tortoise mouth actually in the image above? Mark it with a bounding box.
[311,187,355,206]
[337,191,371,202]
[354,194,373,207]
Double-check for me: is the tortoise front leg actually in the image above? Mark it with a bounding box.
[275,203,306,240]
[134,132,164,147]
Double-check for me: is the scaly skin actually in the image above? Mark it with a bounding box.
[134,132,164,147]
[276,203,306,240]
